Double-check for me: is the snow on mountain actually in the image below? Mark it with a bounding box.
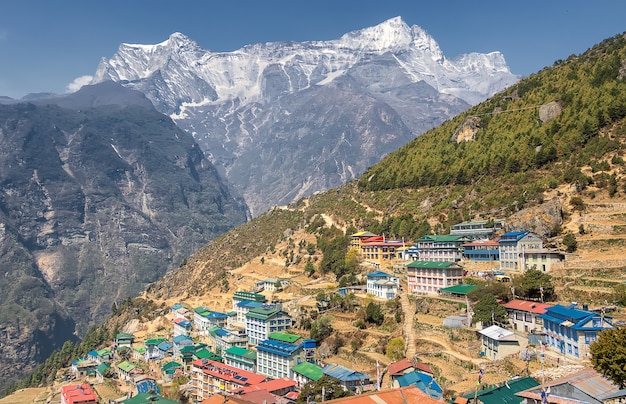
[91,16,520,215]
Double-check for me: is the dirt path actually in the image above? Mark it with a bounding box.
[400,291,417,359]
[416,334,486,366]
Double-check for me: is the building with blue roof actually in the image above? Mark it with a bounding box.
[235,299,265,326]
[541,304,614,360]
[172,335,194,359]
[193,306,229,333]
[395,371,443,400]
[256,338,303,379]
[322,363,373,393]
[208,326,248,352]
[173,317,192,337]
[498,230,543,271]
[366,271,399,300]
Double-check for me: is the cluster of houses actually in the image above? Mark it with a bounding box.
[352,220,566,300]
[58,221,623,404]
[67,288,441,403]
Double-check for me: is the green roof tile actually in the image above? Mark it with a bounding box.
[406,261,463,269]
[292,362,323,381]
[118,361,136,372]
[463,376,539,404]
[438,284,479,295]
[269,332,301,343]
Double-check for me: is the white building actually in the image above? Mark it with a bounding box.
[366,271,399,300]
[498,231,543,271]
[245,304,292,345]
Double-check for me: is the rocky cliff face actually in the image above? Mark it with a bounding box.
[0,83,248,390]
[91,17,520,215]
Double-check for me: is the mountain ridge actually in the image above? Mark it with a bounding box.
[91,16,519,215]
[0,83,248,391]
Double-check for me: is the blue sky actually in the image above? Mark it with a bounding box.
[1,1,625,98]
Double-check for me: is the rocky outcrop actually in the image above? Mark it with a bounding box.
[0,85,248,390]
[505,198,563,238]
[451,116,481,142]
[539,101,563,123]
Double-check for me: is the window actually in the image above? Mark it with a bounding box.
[585,332,597,344]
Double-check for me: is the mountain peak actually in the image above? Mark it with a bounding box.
[339,16,413,52]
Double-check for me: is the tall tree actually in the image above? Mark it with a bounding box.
[591,328,626,388]
[297,376,352,403]
[513,269,554,301]
[472,293,508,326]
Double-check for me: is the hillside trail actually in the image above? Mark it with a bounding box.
[400,289,417,360]
[416,333,486,366]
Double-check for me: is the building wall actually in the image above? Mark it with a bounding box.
[257,350,300,379]
[366,276,399,299]
[509,310,544,333]
[481,337,520,360]
[406,267,464,295]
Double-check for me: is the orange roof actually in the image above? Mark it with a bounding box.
[387,359,434,376]
[201,395,255,404]
[240,377,297,393]
[502,299,552,314]
[325,386,440,403]
[60,384,98,404]
[387,359,413,376]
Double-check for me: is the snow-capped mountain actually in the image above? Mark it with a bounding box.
[92,16,520,216]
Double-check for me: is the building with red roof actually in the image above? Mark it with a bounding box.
[190,359,265,402]
[387,359,434,389]
[60,384,98,404]
[238,377,297,396]
[502,299,552,333]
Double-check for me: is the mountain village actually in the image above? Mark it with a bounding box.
[32,213,626,404]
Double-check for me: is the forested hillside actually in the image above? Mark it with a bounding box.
[360,33,626,213]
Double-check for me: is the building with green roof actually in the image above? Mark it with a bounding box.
[245,305,293,344]
[95,363,110,383]
[416,234,470,262]
[292,361,324,388]
[193,348,222,362]
[462,376,539,404]
[406,261,465,295]
[161,361,183,382]
[438,284,479,296]
[117,361,137,381]
[116,332,135,347]
[223,346,257,372]
[269,332,301,344]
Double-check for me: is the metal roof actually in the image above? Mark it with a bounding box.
[366,270,392,278]
[257,339,301,357]
[463,376,539,404]
[237,300,264,309]
[406,261,463,269]
[396,371,443,398]
[503,299,552,314]
[269,332,301,343]
[438,284,478,295]
[478,325,517,341]
[292,361,323,381]
[322,363,371,382]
